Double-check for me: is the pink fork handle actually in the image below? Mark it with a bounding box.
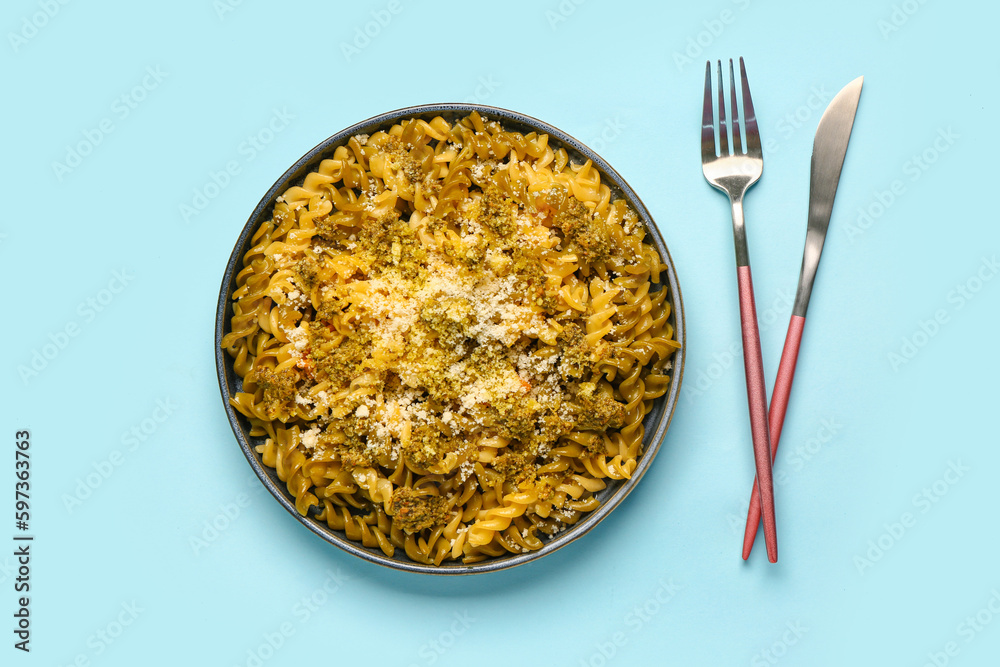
[741,314,805,560]
[736,265,778,563]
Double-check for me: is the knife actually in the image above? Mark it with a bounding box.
[741,76,864,559]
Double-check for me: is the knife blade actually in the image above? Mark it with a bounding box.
[741,76,863,559]
[794,75,864,316]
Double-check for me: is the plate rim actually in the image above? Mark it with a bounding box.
[214,103,686,575]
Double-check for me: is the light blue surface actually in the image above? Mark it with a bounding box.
[3,1,998,665]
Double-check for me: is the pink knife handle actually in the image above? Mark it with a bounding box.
[736,265,778,563]
[741,314,805,560]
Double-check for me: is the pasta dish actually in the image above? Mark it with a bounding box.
[222,112,680,564]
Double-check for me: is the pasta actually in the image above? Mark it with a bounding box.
[222,112,681,564]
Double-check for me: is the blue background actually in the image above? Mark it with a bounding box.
[3,1,998,665]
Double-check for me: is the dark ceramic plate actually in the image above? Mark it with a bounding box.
[215,104,685,575]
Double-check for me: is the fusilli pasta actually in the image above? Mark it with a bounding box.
[222,112,680,564]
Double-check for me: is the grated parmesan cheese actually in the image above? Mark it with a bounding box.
[301,427,320,450]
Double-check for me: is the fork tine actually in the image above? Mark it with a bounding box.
[702,61,716,159]
[716,60,728,156]
[729,59,743,155]
[739,57,761,155]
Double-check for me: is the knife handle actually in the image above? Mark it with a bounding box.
[736,265,778,563]
[742,314,805,560]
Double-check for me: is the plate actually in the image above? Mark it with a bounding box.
[214,104,685,574]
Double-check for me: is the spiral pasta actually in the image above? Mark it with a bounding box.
[222,112,680,564]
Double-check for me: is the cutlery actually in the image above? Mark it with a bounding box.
[741,76,864,559]
[701,58,778,563]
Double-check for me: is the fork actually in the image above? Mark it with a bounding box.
[701,58,778,563]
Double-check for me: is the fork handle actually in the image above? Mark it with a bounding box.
[742,314,805,560]
[736,265,778,563]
